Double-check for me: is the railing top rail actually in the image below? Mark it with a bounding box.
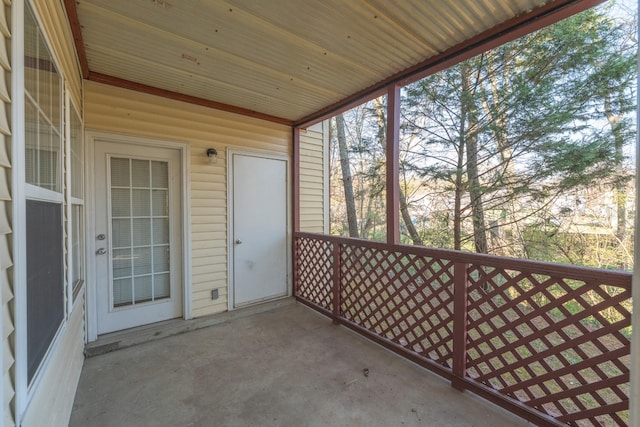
[295,232,632,289]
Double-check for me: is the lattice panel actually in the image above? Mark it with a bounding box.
[340,243,456,367]
[295,236,334,311]
[465,264,631,426]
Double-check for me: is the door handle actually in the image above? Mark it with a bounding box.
[235,239,243,244]
[96,248,107,255]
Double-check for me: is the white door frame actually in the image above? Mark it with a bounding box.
[85,131,192,342]
[227,149,291,311]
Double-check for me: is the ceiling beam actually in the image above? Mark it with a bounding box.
[294,0,605,128]
[63,0,89,79]
[64,0,292,126]
[87,72,294,126]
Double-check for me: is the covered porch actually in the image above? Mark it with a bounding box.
[4,0,636,426]
[70,300,527,427]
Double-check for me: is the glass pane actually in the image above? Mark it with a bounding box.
[132,159,150,187]
[153,245,170,272]
[152,161,168,188]
[72,206,84,285]
[111,158,130,186]
[133,218,151,246]
[132,189,151,217]
[153,218,169,244]
[134,275,153,303]
[112,219,131,248]
[24,3,62,194]
[25,100,38,186]
[111,188,130,217]
[39,116,59,191]
[50,62,61,133]
[110,155,173,306]
[72,205,85,301]
[24,7,38,99]
[153,273,170,299]
[132,246,152,275]
[112,248,132,278]
[113,278,132,306]
[152,190,168,216]
[70,106,83,199]
[37,33,51,120]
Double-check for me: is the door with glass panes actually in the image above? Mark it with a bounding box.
[94,140,183,334]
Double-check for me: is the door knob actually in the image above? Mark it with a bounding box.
[96,248,107,255]
[235,239,243,244]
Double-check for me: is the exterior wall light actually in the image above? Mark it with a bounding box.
[206,148,218,164]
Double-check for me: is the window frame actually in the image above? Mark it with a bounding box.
[14,0,84,420]
[68,97,85,308]
[22,0,66,389]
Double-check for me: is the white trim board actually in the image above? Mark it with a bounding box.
[13,0,28,420]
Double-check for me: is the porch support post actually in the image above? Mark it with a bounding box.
[292,127,301,297]
[386,84,400,245]
[629,43,640,426]
[452,262,468,391]
[293,127,300,233]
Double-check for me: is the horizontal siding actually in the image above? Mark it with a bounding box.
[21,291,85,427]
[1,0,11,424]
[85,81,291,317]
[298,122,326,233]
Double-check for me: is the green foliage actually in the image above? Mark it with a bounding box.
[330,2,636,272]
[397,2,636,267]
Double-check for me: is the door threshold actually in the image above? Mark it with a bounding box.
[85,297,295,358]
[234,293,289,309]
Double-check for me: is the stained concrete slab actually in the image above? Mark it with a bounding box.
[84,298,296,358]
[70,302,531,427]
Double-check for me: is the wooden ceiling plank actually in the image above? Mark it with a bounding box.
[295,0,604,127]
[87,72,293,126]
[85,44,323,118]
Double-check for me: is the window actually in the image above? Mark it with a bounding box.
[70,104,84,300]
[24,3,64,384]
[71,204,84,299]
[24,6,62,193]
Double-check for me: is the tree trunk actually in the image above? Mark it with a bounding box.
[454,115,465,251]
[481,52,522,257]
[604,92,627,244]
[373,98,424,245]
[461,64,488,253]
[335,114,359,238]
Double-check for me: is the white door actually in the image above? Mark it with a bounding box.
[95,141,183,334]
[231,153,288,307]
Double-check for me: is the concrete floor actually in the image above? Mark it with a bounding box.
[70,302,530,427]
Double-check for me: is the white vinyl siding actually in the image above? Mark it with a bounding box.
[85,81,291,318]
[299,121,328,233]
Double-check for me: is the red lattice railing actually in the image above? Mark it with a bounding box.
[294,232,632,427]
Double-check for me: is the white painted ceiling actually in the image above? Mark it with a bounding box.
[75,0,554,122]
